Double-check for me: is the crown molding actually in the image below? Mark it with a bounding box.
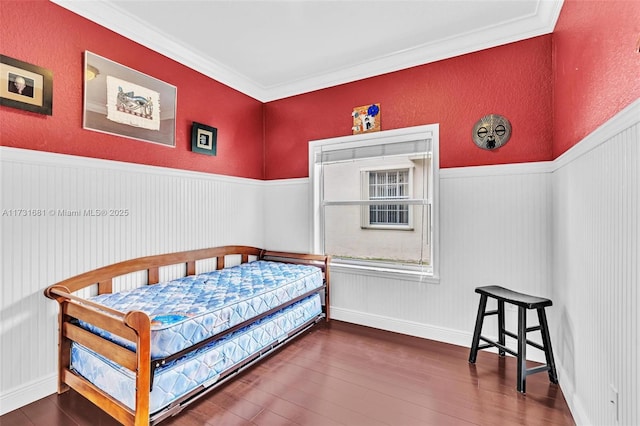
[266,0,564,101]
[51,0,563,102]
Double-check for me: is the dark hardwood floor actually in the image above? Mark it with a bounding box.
[1,320,574,426]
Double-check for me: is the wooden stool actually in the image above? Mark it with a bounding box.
[468,285,558,393]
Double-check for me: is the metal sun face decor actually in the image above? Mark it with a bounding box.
[472,114,512,150]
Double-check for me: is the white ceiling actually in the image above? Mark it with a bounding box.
[52,0,563,102]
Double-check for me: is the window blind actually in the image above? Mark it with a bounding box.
[316,139,431,164]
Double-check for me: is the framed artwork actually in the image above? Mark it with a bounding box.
[191,122,217,156]
[352,103,381,134]
[83,51,176,147]
[0,55,53,115]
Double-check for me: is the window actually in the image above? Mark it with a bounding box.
[309,124,439,279]
[363,168,412,229]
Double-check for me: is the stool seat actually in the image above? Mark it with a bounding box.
[475,285,552,309]
[469,285,558,393]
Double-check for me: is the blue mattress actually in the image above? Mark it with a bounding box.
[72,294,322,414]
[80,260,323,358]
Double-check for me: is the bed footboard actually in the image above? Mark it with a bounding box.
[43,246,330,426]
[260,250,331,320]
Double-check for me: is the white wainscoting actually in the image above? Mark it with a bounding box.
[262,177,312,254]
[551,100,639,426]
[0,148,266,414]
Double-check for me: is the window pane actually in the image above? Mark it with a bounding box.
[317,135,434,269]
[369,204,409,225]
[324,204,430,265]
[367,170,410,225]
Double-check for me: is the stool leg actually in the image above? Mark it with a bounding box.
[517,306,527,393]
[469,294,488,363]
[537,308,558,384]
[497,300,505,356]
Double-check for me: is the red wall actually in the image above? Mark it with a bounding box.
[552,0,640,158]
[0,0,265,179]
[2,1,636,181]
[264,36,554,179]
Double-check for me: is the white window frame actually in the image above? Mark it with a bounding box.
[309,124,440,282]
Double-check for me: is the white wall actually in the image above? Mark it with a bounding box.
[551,101,639,426]
[0,148,266,414]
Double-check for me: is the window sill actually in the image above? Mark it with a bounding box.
[329,261,440,284]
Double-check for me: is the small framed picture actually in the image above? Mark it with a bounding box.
[84,51,176,147]
[191,122,217,156]
[0,55,53,115]
[352,103,380,134]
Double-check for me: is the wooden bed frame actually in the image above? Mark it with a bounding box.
[44,246,330,426]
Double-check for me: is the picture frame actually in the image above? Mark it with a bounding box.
[0,55,53,115]
[352,103,381,134]
[191,122,217,156]
[83,51,176,147]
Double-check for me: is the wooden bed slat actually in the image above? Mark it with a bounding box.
[186,260,196,276]
[98,279,112,295]
[64,302,137,342]
[148,267,159,285]
[63,322,137,371]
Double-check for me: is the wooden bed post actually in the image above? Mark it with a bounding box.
[124,311,152,426]
[43,285,72,394]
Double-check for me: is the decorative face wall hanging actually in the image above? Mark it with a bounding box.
[472,114,512,150]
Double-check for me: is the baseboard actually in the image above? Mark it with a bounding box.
[331,306,471,349]
[0,373,57,415]
[330,306,546,364]
[556,363,591,426]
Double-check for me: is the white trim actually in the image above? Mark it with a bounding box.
[555,364,591,426]
[261,177,309,187]
[50,0,261,101]
[330,306,472,351]
[49,0,563,102]
[0,373,57,415]
[440,161,554,179]
[331,262,439,284]
[552,97,640,171]
[268,1,563,101]
[0,146,260,185]
[330,307,546,363]
[309,124,440,279]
